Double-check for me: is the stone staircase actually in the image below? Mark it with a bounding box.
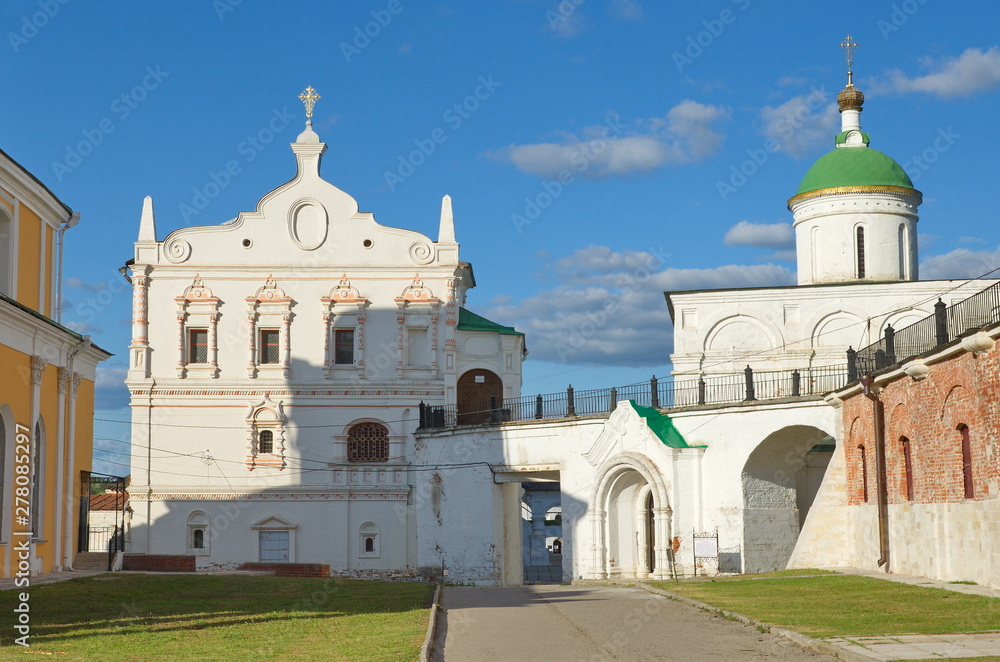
[74,552,108,571]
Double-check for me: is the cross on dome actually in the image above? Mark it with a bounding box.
[840,34,858,86]
[298,86,320,120]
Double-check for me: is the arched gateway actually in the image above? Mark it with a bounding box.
[589,451,673,580]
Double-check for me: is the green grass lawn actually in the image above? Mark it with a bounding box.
[0,574,434,661]
[651,574,1000,637]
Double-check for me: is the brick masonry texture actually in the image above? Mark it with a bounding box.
[843,343,999,506]
[123,554,197,572]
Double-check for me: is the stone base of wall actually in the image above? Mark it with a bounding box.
[239,563,330,577]
[329,568,425,581]
[123,554,196,572]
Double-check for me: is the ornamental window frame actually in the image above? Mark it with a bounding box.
[359,522,380,559]
[322,275,368,379]
[175,276,221,378]
[186,510,210,556]
[252,515,297,563]
[247,276,293,379]
[246,395,286,470]
[395,275,440,379]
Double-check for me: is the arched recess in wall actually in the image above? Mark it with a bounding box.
[31,416,46,539]
[810,311,865,349]
[741,424,833,574]
[882,308,930,339]
[703,315,778,368]
[588,451,672,582]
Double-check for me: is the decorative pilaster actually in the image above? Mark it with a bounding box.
[176,313,187,378]
[355,311,366,379]
[281,313,291,378]
[208,313,220,378]
[129,273,152,379]
[30,356,47,385]
[247,312,257,378]
[430,311,439,375]
[57,367,71,394]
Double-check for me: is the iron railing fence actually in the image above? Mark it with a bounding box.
[419,365,850,430]
[854,281,1000,377]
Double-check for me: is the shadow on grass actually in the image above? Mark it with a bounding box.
[0,574,434,646]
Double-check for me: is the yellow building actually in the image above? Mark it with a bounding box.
[0,147,110,575]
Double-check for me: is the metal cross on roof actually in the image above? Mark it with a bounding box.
[298,86,320,119]
[841,34,859,84]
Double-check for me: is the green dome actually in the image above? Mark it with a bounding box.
[795,147,914,196]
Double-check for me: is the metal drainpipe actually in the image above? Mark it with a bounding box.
[860,375,890,570]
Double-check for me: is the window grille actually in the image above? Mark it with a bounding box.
[348,422,389,462]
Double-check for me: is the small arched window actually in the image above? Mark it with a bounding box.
[193,529,205,549]
[359,522,379,558]
[901,437,914,501]
[258,430,273,454]
[856,226,866,279]
[348,422,389,462]
[858,445,869,503]
[960,425,973,499]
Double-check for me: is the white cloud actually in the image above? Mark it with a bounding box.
[491,100,729,179]
[759,89,840,157]
[724,221,795,250]
[483,246,794,366]
[609,0,644,21]
[920,246,1000,280]
[65,320,103,334]
[548,8,585,38]
[95,365,129,410]
[882,47,1000,98]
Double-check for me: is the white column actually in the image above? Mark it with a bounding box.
[53,368,69,571]
[589,509,607,579]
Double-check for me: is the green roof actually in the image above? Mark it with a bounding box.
[796,146,914,196]
[457,308,523,335]
[627,401,699,448]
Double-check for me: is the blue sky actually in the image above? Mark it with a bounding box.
[3,1,1000,474]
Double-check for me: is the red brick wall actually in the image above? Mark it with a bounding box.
[239,563,330,577]
[842,343,999,506]
[123,554,196,572]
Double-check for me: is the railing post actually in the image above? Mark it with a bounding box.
[433,407,444,428]
[418,401,426,429]
[791,370,801,397]
[847,346,858,382]
[567,385,575,416]
[884,325,896,365]
[744,365,756,401]
[650,376,660,409]
[489,394,499,424]
[610,387,618,411]
[535,394,543,419]
[934,298,948,346]
[697,376,706,405]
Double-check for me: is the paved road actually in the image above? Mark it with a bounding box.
[433,584,837,661]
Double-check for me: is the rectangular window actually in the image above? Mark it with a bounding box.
[259,530,289,562]
[260,329,280,364]
[188,329,208,364]
[334,329,355,365]
[407,327,429,366]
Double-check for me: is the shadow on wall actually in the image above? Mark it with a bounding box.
[741,424,833,574]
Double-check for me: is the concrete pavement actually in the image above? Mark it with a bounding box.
[432,583,837,661]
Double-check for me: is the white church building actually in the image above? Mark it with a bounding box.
[125,62,994,583]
